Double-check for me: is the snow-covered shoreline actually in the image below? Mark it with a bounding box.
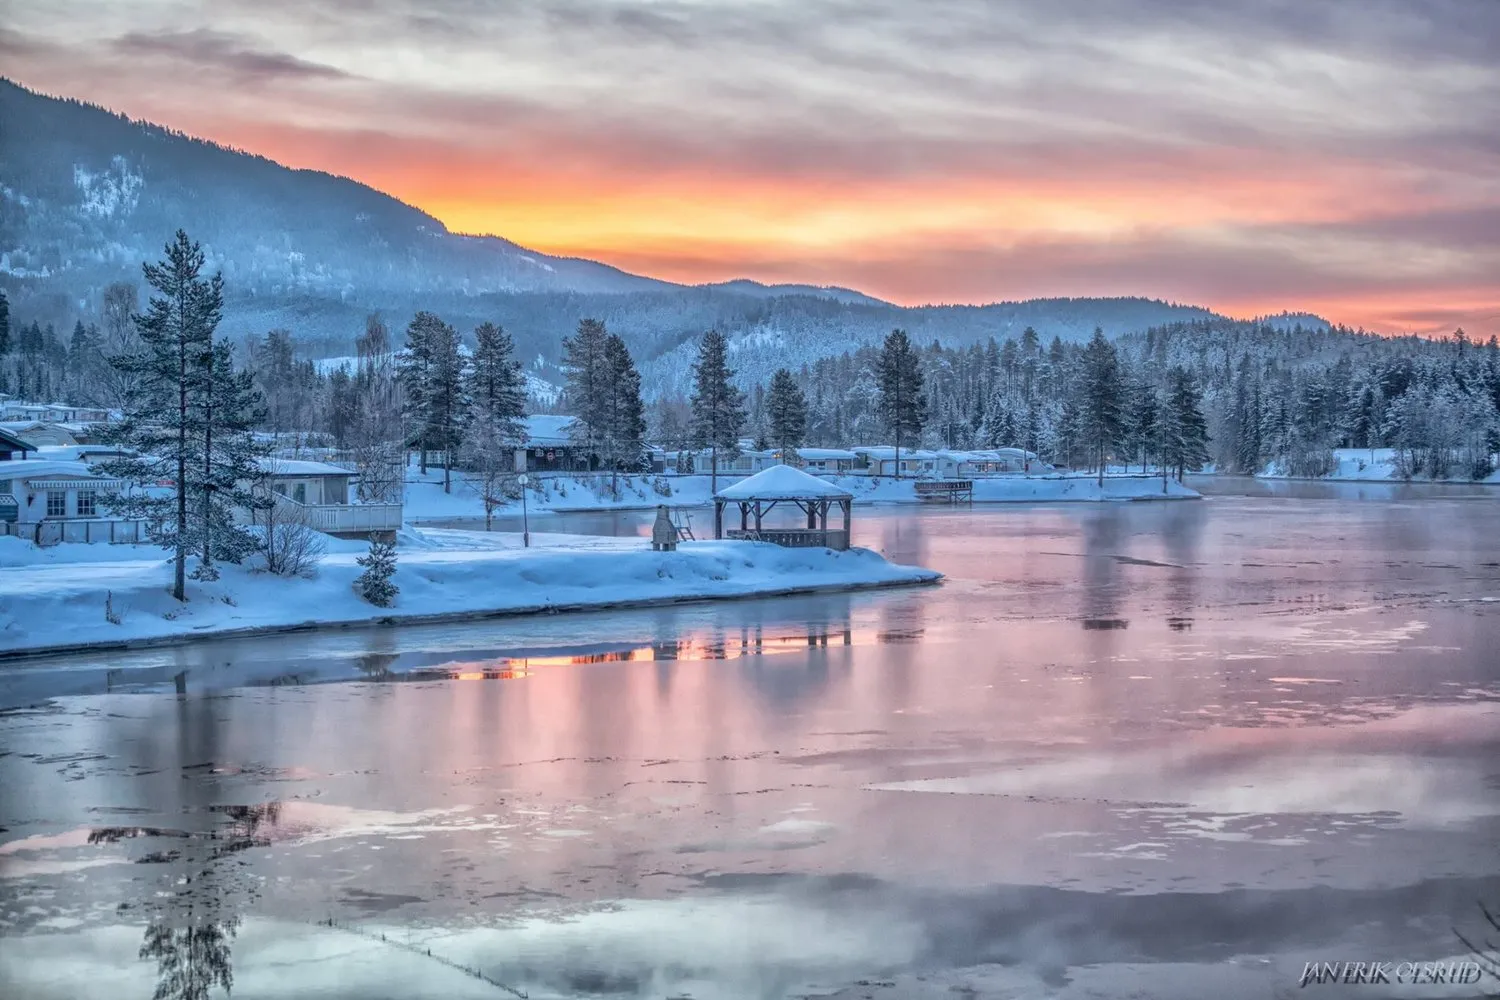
[0,529,941,660]
[403,470,1200,522]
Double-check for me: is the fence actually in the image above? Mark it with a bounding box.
[1,518,152,546]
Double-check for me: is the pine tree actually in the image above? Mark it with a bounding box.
[689,329,746,493]
[191,340,269,580]
[98,231,221,602]
[1129,379,1158,473]
[1079,328,1126,485]
[875,329,926,478]
[561,318,612,469]
[1162,367,1211,481]
[0,289,9,355]
[462,321,528,529]
[600,334,646,491]
[354,536,399,607]
[764,368,808,461]
[400,311,467,491]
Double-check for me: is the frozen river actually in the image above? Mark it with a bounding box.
[2,481,1498,998]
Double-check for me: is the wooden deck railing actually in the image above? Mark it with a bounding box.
[725,527,849,551]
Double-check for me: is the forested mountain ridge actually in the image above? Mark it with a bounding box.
[0,79,1293,397]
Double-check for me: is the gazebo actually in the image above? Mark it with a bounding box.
[713,464,855,551]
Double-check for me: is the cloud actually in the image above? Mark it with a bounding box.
[2,0,1497,330]
[109,28,350,83]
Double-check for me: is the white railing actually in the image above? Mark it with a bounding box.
[243,494,403,534]
[1,518,151,545]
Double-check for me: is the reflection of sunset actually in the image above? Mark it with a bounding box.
[407,627,880,682]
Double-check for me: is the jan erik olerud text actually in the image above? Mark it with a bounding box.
[1298,960,1483,987]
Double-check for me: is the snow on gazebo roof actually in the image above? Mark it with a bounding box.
[714,464,854,501]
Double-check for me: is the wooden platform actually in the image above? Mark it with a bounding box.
[914,479,974,503]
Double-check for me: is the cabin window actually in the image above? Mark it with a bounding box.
[77,491,96,517]
[47,490,67,517]
[293,483,307,504]
[0,479,11,496]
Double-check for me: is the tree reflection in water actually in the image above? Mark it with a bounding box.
[123,802,283,1000]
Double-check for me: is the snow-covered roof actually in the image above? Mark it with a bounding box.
[257,458,355,477]
[524,414,577,446]
[0,459,107,482]
[715,464,854,500]
[850,446,937,460]
[793,448,858,460]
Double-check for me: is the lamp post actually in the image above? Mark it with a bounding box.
[517,473,530,547]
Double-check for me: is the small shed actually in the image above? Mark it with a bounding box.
[713,464,855,551]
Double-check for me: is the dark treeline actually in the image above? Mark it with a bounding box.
[5,275,1495,483]
[710,319,1498,481]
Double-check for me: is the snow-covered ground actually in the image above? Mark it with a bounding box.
[404,468,1199,521]
[0,529,940,658]
[1260,448,1500,484]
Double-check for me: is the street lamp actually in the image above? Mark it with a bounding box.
[517,473,530,547]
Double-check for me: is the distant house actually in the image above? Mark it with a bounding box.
[850,446,937,477]
[513,414,651,473]
[239,458,403,538]
[0,458,144,543]
[0,427,35,462]
[793,448,859,475]
[0,421,78,448]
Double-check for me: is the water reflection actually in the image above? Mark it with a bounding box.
[112,803,284,1000]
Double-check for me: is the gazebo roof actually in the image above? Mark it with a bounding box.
[715,464,854,501]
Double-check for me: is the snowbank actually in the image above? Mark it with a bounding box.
[0,530,940,659]
[405,469,1198,521]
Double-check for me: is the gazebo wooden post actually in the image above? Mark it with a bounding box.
[754,501,763,531]
[714,499,724,539]
[842,498,851,545]
[740,501,749,531]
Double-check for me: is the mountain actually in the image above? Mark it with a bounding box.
[0,79,1316,397]
[695,279,891,307]
[0,78,670,305]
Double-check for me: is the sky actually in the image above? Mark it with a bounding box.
[4,0,1498,334]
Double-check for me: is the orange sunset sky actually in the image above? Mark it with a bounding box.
[4,0,1498,334]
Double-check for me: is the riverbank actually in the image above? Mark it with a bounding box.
[0,529,940,660]
[1258,448,1500,484]
[404,469,1200,521]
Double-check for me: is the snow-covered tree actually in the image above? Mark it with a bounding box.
[354,536,398,607]
[462,321,527,529]
[400,311,467,491]
[97,230,222,602]
[690,329,745,493]
[875,329,926,478]
[350,314,403,504]
[561,317,611,467]
[599,334,647,491]
[765,367,807,461]
[1079,328,1126,484]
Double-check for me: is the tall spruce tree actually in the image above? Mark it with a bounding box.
[561,318,612,469]
[1163,366,1211,481]
[1080,328,1126,485]
[401,312,467,491]
[764,368,808,461]
[98,231,221,602]
[1129,378,1158,473]
[875,329,926,478]
[689,329,746,493]
[0,289,9,355]
[192,339,269,580]
[600,334,647,491]
[462,321,529,526]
